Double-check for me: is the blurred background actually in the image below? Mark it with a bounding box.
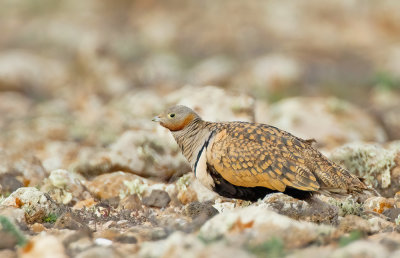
[1,0,400,180]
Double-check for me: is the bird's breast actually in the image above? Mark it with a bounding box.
[194,143,215,190]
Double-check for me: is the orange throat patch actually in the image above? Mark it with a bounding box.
[164,113,196,131]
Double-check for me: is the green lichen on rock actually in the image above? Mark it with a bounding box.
[176,173,192,191]
[329,197,363,217]
[119,179,148,199]
[327,97,350,114]
[330,143,399,189]
[395,215,400,226]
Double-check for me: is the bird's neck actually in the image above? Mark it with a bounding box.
[171,119,214,168]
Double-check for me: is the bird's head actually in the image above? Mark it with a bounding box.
[152,105,200,131]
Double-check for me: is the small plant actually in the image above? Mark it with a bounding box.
[247,237,285,258]
[339,230,363,247]
[395,214,400,226]
[374,72,400,91]
[0,215,28,247]
[43,213,58,223]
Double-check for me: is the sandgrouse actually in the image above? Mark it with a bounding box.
[153,105,368,201]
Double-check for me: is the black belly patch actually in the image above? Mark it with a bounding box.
[206,163,313,201]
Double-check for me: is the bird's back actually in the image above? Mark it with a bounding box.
[205,121,367,195]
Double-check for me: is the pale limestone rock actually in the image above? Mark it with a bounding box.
[188,56,235,85]
[166,85,255,122]
[41,169,88,205]
[2,187,61,219]
[76,129,190,179]
[84,171,151,200]
[330,240,388,258]
[231,54,301,97]
[330,142,400,196]
[200,205,333,248]
[138,231,254,258]
[0,51,68,94]
[20,235,67,258]
[0,151,48,186]
[259,97,387,149]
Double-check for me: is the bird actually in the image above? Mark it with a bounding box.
[152,105,369,201]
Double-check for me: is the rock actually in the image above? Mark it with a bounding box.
[259,193,338,224]
[176,173,218,203]
[103,197,120,209]
[231,54,301,98]
[125,226,169,242]
[109,130,190,179]
[73,198,97,210]
[0,250,17,258]
[118,194,143,211]
[67,237,93,256]
[136,53,182,87]
[259,97,387,149]
[94,238,113,247]
[41,169,88,205]
[2,187,64,224]
[114,234,138,244]
[331,240,389,258]
[0,230,19,249]
[35,141,82,173]
[0,207,26,226]
[395,192,400,208]
[175,173,197,205]
[285,246,333,258]
[336,215,371,234]
[54,212,90,231]
[0,151,48,187]
[0,174,23,194]
[177,186,197,205]
[0,51,67,96]
[330,142,400,196]
[185,201,219,219]
[165,85,255,122]
[138,231,254,258]
[372,232,400,252]
[364,197,395,214]
[112,90,166,120]
[75,246,121,258]
[0,92,32,128]
[370,88,400,140]
[188,56,235,86]
[0,215,28,249]
[368,216,396,234]
[199,205,333,249]
[84,171,150,200]
[391,250,400,258]
[93,229,120,241]
[76,130,190,180]
[65,234,93,256]
[19,235,68,258]
[72,198,97,210]
[142,190,171,208]
[383,208,400,224]
[31,223,46,233]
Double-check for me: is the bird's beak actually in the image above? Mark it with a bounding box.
[152,115,161,122]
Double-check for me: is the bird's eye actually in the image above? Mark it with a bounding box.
[169,113,175,118]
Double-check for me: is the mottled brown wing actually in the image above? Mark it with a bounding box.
[207,123,320,192]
